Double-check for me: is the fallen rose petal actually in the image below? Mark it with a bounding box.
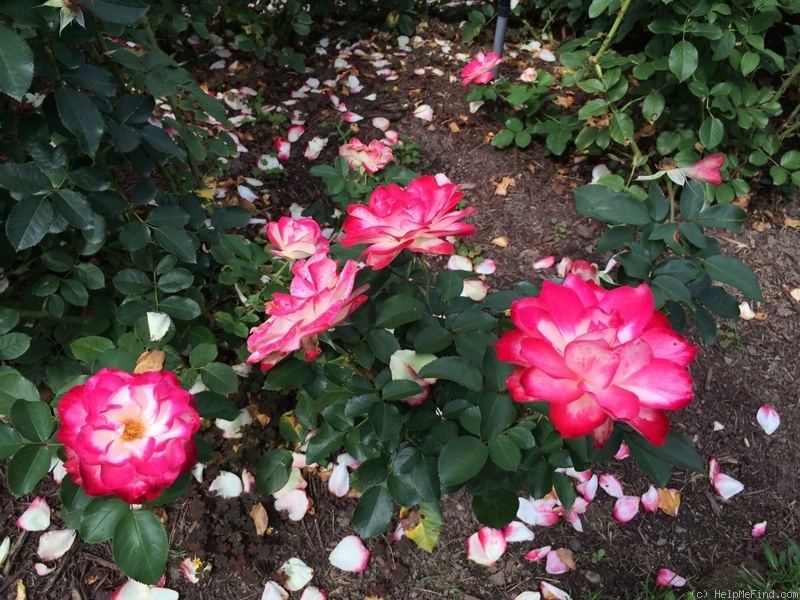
[288,124,306,142]
[51,459,68,484]
[713,421,725,431]
[261,581,289,600]
[37,529,76,562]
[739,301,756,320]
[215,408,254,439]
[413,104,433,122]
[16,497,51,531]
[341,111,363,123]
[462,279,489,301]
[280,557,314,591]
[538,48,557,62]
[656,568,687,587]
[757,405,780,435]
[517,497,560,527]
[0,537,10,568]
[467,527,507,566]
[540,581,572,600]
[545,549,574,574]
[533,255,555,270]
[591,164,611,183]
[475,259,496,275]
[447,254,474,272]
[191,463,205,483]
[523,545,551,562]
[613,496,640,523]
[614,444,630,461]
[35,563,55,576]
[372,117,390,131]
[752,521,767,537]
[708,457,720,479]
[273,489,311,521]
[599,473,624,498]
[329,535,370,572]
[180,557,205,584]
[146,312,172,342]
[304,136,329,160]
[563,509,583,532]
[300,587,327,600]
[503,521,535,542]
[713,473,744,499]
[392,523,405,541]
[328,461,350,497]
[209,471,244,499]
[241,469,255,494]
[641,486,660,513]
[237,185,259,203]
[274,138,291,161]
[576,474,598,502]
[514,593,542,600]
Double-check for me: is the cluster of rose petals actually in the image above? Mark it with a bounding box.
[341,175,477,269]
[495,275,697,446]
[388,349,438,405]
[461,51,502,85]
[56,369,200,503]
[338,138,394,173]
[446,255,496,301]
[246,254,368,370]
[329,535,370,572]
[266,217,330,261]
[273,462,311,521]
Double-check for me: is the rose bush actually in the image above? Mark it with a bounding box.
[56,369,201,504]
[495,275,697,446]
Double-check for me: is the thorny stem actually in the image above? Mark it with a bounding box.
[588,0,632,79]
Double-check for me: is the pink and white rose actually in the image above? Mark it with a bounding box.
[339,138,394,174]
[266,217,330,261]
[461,52,502,86]
[56,369,200,503]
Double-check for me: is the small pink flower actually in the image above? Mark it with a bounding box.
[656,568,687,587]
[339,138,394,174]
[756,405,780,435]
[266,217,330,261]
[466,527,507,566]
[520,67,538,83]
[329,535,370,572]
[461,51,502,85]
[56,370,200,504]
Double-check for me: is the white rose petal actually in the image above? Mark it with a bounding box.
[37,529,77,562]
[146,312,172,342]
[209,471,244,499]
[280,557,314,591]
[16,497,51,531]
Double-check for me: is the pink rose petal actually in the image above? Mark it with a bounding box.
[641,486,660,513]
[37,529,77,562]
[280,557,314,591]
[757,405,780,435]
[613,442,630,460]
[209,471,243,499]
[545,549,572,574]
[514,593,542,600]
[613,496,640,523]
[328,462,350,497]
[466,527,507,566]
[523,545,551,562]
[656,568,687,587]
[16,497,51,531]
[599,473,624,498]
[413,104,433,122]
[503,521,535,542]
[540,581,572,600]
[329,535,370,572]
[751,521,767,537]
[533,255,555,270]
[261,581,289,600]
[35,563,55,576]
[713,473,744,500]
[576,474,598,502]
[273,489,311,521]
[300,587,327,600]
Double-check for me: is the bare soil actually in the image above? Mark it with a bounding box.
[2,15,799,600]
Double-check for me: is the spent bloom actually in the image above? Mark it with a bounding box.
[266,217,330,261]
[246,254,368,370]
[388,349,438,405]
[495,275,697,446]
[461,51,502,85]
[341,175,477,269]
[339,138,394,174]
[636,154,725,186]
[56,369,200,503]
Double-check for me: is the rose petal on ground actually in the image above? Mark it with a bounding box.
[341,111,363,123]
[273,489,311,521]
[540,581,572,600]
[613,496,640,523]
[51,458,68,484]
[475,259,496,275]
[304,136,329,160]
[328,462,350,497]
[413,104,433,122]
[576,474,598,502]
[466,527,507,566]
[739,301,756,320]
[462,279,489,301]
[180,557,203,584]
[655,568,687,587]
[545,548,574,574]
[261,581,289,600]
[372,117,390,131]
[209,471,244,499]
[280,557,314,591]
[0,537,10,568]
[329,535,370,572]
[757,405,780,435]
[37,529,76,562]
[752,521,767,537]
[503,521,535,542]
[16,497,51,531]
[641,486,660,513]
[513,593,542,600]
[713,473,744,499]
[538,48,557,62]
[241,469,255,494]
[523,545,551,562]
[591,164,611,183]
[35,562,55,576]
[288,124,306,142]
[708,457,720,479]
[215,408,254,439]
[237,185,259,203]
[713,421,725,431]
[533,256,555,270]
[613,442,630,460]
[191,463,205,483]
[300,587,327,600]
[146,312,172,342]
[447,255,474,272]
[599,473,624,498]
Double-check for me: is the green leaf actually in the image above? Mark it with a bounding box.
[740,51,760,76]
[417,357,483,392]
[71,336,115,362]
[114,269,151,295]
[74,263,105,290]
[627,441,671,487]
[192,392,239,420]
[366,329,400,363]
[472,489,518,528]
[0,423,22,459]
[256,448,293,495]
[669,41,698,82]
[652,275,693,306]
[10,399,53,442]
[368,402,403,442]
[679,181,704,221]
[438,436,488,486]
[0,332,30,360]
[414,327,453,354]
[0,308,18,335]
[84,0,149,24]
[375,296,425,329]
[0,163,52,196]
[5,196,54,250]
[61,279,89,306]
[80,496,130,543]
[305,424,344,465]
[381,380,423,403]
[402,502,442,551]
[642,91,665,122]
[697,204,746,232]
[120,222,151,252]
[140,125,187,162]
[55,88,104,158]
[489,435,522,471]
[703,255,763,301]
[455,329,498,364]
[781,150,800,171]
[627,431,704,471]
[491,129,515,148]
[8,445,52,496]
[552,471,576,509]
[0,24,33,101]
[574,185,651,225]
[53,190,94,230]
[609,112,634,145]
[154,227,196,263]
[352,486,393,538]
[210,206,251,230]
[202,362,238,395]
[189,343,217,368]
[92,348,137,372]
[113,510,167,585]
[699,116,724,149]
[479,393,515,439]
[159,296,201,321]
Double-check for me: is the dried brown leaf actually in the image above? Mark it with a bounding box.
[657,488,681,517]
[493,176,516,196]
[250,503,269,535]
[449,122,460,133]
[134,350,165,374]
[555,547,576,570]
[490,236,509,248]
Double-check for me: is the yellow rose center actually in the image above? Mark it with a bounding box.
[121,419,146,442]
